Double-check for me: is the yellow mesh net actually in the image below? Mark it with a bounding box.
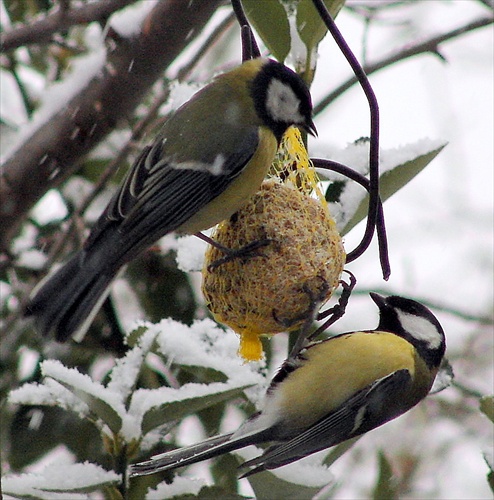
[270,126,328,210]
[202,127,345,362]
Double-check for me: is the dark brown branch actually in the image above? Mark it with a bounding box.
[0,0,223,253]
[1,0,138,51]
[314,15,494,115]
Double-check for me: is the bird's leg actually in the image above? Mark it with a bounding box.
[273,277,329,331]
[194,232,272,270]
[286,279,330,359]
[286,271,356,358]
[308,270,357,341]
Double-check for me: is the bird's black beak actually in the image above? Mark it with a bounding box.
[370,292,387,310]
[304,118,318,137]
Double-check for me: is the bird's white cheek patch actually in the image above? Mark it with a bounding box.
[396,310,443,349]
[266,79,304,124]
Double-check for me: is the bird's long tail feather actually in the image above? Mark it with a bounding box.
[129,432,259,477]
[24,251,115,341]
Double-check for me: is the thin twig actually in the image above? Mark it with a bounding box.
[176,12,236,82]
[476,0,494,11]
[1,0,137,51]
[314,15,494,115]
[349,287,494,326]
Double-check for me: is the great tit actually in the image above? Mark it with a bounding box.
[24,58,316,341]
[130,293,446,478]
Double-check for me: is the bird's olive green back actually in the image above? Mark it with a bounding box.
[99,59,276,250]
[159,58,269,164]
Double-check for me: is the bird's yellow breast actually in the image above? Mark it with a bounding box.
[177,127,278,234]
[276,332,420,431]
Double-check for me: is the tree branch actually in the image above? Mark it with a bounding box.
[346,287,493,326]
[0,0,223,253]
[1,0,138,51]
[314,15,494,115]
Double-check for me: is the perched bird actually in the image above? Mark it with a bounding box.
[25,58,316,341]
[130,293,446,478]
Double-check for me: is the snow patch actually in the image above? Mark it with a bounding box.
[146,475,205,499]
[2,462,120,499]
[1,24,106,162]
[175,233,209,272]
[109,0,159,38]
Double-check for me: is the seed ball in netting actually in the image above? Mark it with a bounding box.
[202,179,346,361]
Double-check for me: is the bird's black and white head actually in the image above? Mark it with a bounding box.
[251,59,316,142]
[370,293,446,369]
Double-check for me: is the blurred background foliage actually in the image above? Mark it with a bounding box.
[1,0,492,498]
